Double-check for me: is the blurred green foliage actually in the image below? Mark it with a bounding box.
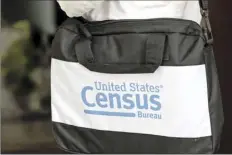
[1,20,51,113]
[1,20,33,90]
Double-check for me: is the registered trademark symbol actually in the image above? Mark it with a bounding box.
[160,85,163,88]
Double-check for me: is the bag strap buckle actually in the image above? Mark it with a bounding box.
[201,9,213,45]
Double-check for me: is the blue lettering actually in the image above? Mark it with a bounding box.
[81,83,162,118]
[155,86,160,93]
[136,94,148,110]
[96,93,108,108]
[149,85,155,92]
[94,81,101,90]
[129,83,136,92]
[122,94,135,109]
[81,86,95,107]
[109,93,122,109]
[150,95,161,111]
[138,111,143,118]
[137,111,162,119]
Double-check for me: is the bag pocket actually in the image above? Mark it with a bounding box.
[75,34,168,74]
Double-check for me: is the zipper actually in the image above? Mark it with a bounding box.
[81,17,202,30]
[70,17,204,41]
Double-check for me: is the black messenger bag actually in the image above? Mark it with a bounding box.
[51,0,224,153]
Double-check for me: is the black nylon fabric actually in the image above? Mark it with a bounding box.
[51,17,223,153]
[52,18,205,69]
[204,46,224,152]
[52,122,212,154]
[199,0,209,10]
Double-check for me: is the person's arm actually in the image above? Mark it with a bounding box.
[57,1,104,17]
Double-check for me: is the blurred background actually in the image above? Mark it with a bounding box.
[1,0,232,154]
[1,0,68,153]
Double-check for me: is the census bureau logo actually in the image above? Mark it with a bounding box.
[80,81,162,120]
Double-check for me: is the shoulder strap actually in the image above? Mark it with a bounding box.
[199,0,208,10]
[199,0,213,45]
